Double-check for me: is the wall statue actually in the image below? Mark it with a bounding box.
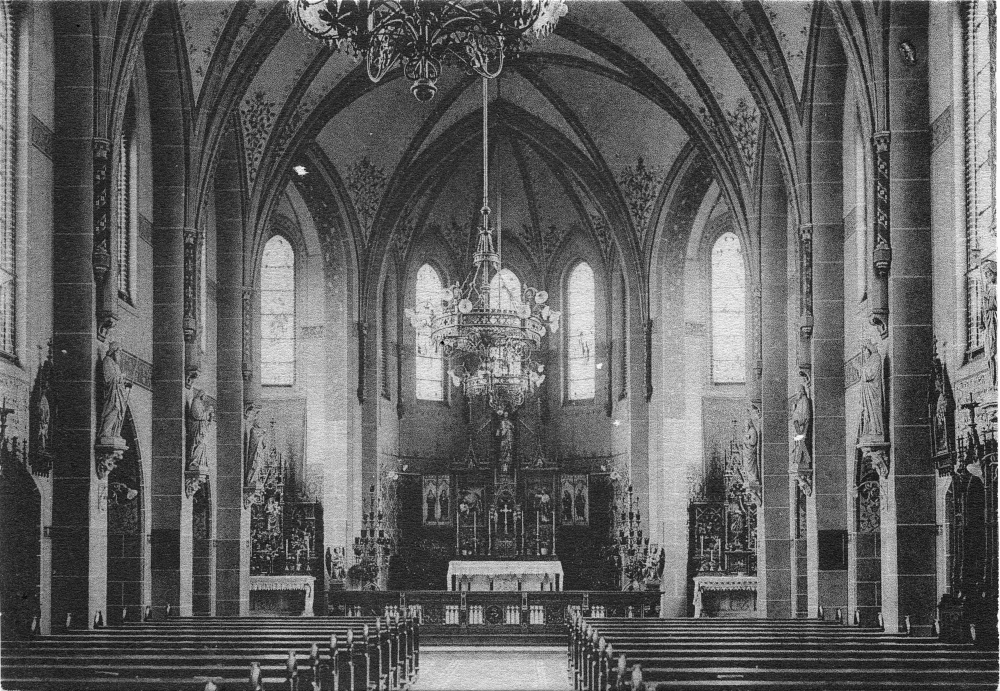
[187,388,214,473]
[98,341,132,444]
[244,404,268,493]
[857,337,887,447]
[789,371,813,496]
[740,405,762,505]
[980,259,997,385]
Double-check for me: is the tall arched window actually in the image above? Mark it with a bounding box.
[0,1,16,357]
[117,97,137,301]
[489,268,521,311]
[415,263,444,401]
[710,232,747,383]
[261,236,295,386]
[566,261,595,400]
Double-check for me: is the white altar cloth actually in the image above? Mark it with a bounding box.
[250,574,315,616]
[447,560,564,591]
[692,574,758,618]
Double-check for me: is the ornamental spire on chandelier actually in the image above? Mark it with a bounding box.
[287,0,570,101]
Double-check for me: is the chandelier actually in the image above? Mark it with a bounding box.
[286,0,570,101]
[406,77,559,414]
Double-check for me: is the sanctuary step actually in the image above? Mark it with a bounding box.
[570,616,999,690]
[1,615,418,691]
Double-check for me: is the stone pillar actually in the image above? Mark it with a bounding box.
[880,2,937,636]
[809,37,849,617]
[50,5,106,630]
[758,145,792,618]
[214,133,248,615]
[145,19,192,616]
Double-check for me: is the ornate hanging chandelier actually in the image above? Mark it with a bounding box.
[286,0,570,101]
[406,77,559,414]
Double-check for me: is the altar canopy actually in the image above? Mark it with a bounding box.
[447,560,564,591]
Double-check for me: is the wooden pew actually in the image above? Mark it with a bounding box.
[0,613,420,691]
[568,612,999,691]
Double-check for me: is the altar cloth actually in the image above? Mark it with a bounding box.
[447,560,564,591]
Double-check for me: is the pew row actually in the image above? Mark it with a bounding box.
[0,614,419,691]
[567,612,999,691]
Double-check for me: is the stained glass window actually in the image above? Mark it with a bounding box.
[566,262,595,400]
[415,263,444,401]
[260,235,295,386]
[711,232,746,383]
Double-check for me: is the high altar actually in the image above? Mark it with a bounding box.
[441,411,566,591]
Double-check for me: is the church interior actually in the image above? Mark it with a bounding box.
[0,0,997,689]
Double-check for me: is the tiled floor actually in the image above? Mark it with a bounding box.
[412,647,573,690]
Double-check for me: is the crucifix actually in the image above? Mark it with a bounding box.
[960,394,981,455]
[499,503,514,534]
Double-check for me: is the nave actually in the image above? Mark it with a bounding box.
[2,613,996,690]
[0,0,997,689]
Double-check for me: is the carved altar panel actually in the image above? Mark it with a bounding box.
[560,474,588,525]
[423,474,451,526]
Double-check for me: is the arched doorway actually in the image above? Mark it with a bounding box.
[0,457,42,639]
[107,409,143,625]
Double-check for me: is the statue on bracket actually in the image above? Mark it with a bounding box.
[740,404,762,506]
[857,332,890,481]
[96,341,132,480]
[187,388,214,473]
[243,403,268,506]
[789,371,813,496]
[928,341,954,467]
[979,259,996,386]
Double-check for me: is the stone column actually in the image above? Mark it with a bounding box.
[758,145,792,618]
[809,36,849,617]
[880,2,937,636]
[214,133,248,615]
[50,5,106,630]
[145,19,192,616]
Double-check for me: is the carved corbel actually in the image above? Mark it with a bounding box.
[95,442,126,481]
[184,470,207,499]
[870,132,891,339]
[93,138,118,342]
[864,446,891,482]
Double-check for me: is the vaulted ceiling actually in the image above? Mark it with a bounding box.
[175,0,820,274]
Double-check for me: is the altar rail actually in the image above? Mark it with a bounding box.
[329,590,660,641]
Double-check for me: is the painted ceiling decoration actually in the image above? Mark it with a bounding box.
[172,0,820,279]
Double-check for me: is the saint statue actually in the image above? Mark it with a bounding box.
[37,380,50,454]
[536,486,552,523]
[438,488,449,520]
[497,412,514,460]
[858,338,886,444]
[187,388,213,472]
[426,489,438,522]
[789,371,813,494]
[575,486,587,520]
[741,405,762,489]
[98,342,132,443]
[562,489,573,522]
[980,260,997,385]
[244,405,268,488]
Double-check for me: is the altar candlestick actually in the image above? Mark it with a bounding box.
[456,516,460,554]
[552,509,557,552]
[536,511,540,555]
[473,512,477,554]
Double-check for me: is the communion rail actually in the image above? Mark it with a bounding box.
[329,590,661,645]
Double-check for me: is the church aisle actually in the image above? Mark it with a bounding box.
[412,647,572,690]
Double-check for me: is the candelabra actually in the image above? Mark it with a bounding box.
[352,483,393,589]
[614,483,650,591]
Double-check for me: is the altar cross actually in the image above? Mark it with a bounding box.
[499,504,514,534]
